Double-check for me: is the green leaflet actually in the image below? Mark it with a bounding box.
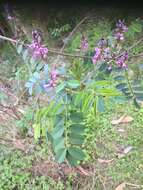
[68,147,85,161]
[54,115,64,127]
[51,125,64,139]
[81,93,93,112]
[89,80,111,88]
[116,83,127,90]
[69,124,85,134]
[55,148,67,163]
[53,137,65,152]
[69,134,84,145]
[56,83,66,94]
[97,96,105,112]
[70,112,84,123]
[66,153,78,166]
[114,75,125,81]
[67,80,80,89]
[96,88,120,96]
[33,124,41,141]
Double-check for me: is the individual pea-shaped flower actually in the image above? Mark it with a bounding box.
[43,69,59,90]
[81,36,88,51]
[97,38,107,48]
[92,47,102,64]
[7,15,15,20]
[114,20,128,42]
[107,65,112,71]
[32,29,43,44]
[103,47,112,60]
[114,32,124,41]
[116,51,128,68]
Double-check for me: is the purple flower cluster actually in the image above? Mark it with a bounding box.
[81,36,88,51]
[92,39,112,64]
[116,51,128,68]
[28,42,48,59]
[28,30,48,60]
[43,69,58,90]
[114,20,128,41]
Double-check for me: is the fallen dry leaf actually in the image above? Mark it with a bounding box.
[117,128,125,132]
[98,158,114,164]
[123,146,133,154]
[115,182,126,190]
[111,114,133,125]
[76,166,93,176]
[117,146,133,158]
[12,139,27,152]
[139,101,143,107]
[117,153,126,159]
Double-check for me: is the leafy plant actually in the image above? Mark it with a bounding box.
[8,18,143,167]
[49,24,71,38]
[16,108,34,136]
[33,77,120,166]
[113,68,143,107]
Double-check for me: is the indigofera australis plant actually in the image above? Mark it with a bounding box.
[1,18,143,166]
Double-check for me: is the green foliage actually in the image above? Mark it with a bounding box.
[7,15,143,170]
[16,108,34,136]
[114,69,143,107]
[33,77,120,166]
[49,24,71,38]
[125,18,143,39]
[0,147,65,190]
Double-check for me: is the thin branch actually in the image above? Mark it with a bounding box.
[128,37,143,51]
[0,103,21,119]
[0,34,91,59]
[130,53,143,58]
[61,15,89,51]
[0,34,143,61]
[53,15,89,67]
[0,34,17,43]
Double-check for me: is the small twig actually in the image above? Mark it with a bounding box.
[0,34,143,61]
[0,34,91,59]
[128,37,143,51]
[130,53,143,57]
[54,15,89,67]
[61,16,89,51]
[126,182,143,188]
[0,103,21,119]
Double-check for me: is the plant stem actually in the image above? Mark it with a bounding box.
[124,69,135,99]
[65,91,68,148]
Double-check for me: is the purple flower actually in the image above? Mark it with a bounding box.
[43,69,58,90]
[97,38,107,48]
[114,32,124,41]
[50,70,58,80]
[116,51,128,68]
[28,41,48,59]
[116,20,128,32]
[92,47,101,64]
[81,37,88,51]
[28,30,48,60]
[7,15,14,20]
[107,65,112,71]
[103,47,112,59]
[114,20,128,42]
